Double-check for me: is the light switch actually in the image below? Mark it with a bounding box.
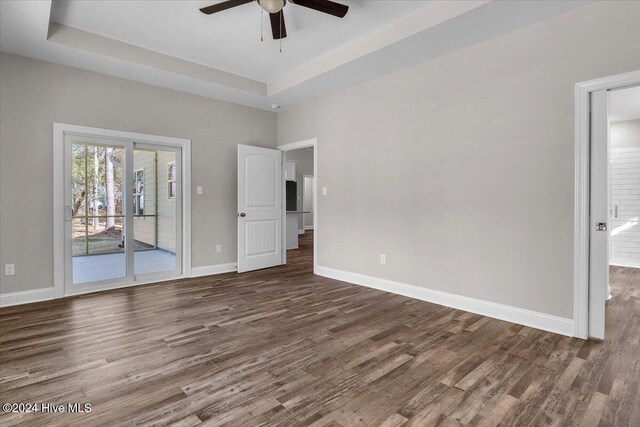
[322,187,327,196]
[196,186,203,195]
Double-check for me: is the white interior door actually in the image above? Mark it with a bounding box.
[237,144,283,273]
[589,90,610,340]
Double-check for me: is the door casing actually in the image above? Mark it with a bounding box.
[574,70,640,339]
[588,90,609,340]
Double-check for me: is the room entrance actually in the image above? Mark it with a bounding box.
[575,72,640,340]
[279,139,317,273]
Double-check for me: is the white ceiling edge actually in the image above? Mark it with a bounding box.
[44,1,488,99]
[0,44,277,110]
[268,0,491,96]
[0,0,595,111]
[270,0,593,110]
[47,23,267,96]
[0,0,273,110]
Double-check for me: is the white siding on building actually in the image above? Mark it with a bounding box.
[133,150,156,247]
[157,151,177,253]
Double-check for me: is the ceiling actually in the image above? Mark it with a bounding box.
[610,85,640,122]
[50,0,430,83]
[0,0,593,110]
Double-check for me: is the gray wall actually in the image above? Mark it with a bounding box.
[277,1,640,319]
[286,148,314,175]
[0,53,277,294]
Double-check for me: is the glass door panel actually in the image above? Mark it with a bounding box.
[133,146,180,276]
[65,134,182,293]
[68,139,129,285]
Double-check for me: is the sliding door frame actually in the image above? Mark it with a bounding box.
[53,123,191,298]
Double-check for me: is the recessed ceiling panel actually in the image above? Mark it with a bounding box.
[50,0,432,82]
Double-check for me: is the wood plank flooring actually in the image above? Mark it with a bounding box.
[1,231,639,426]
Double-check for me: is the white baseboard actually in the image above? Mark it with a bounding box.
[0,287,55,307]
[191,262,237,277]
[316,266,575,337]
[610,258,640,269]
[1,264,238,308]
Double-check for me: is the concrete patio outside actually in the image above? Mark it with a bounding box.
[73,249,176,284]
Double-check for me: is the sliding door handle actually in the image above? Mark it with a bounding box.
[65,205,72,221]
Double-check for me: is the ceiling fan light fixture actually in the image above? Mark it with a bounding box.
[259,0,285,14]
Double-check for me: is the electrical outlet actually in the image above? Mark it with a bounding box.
[216,244,222,253]
[380,254,386,265]
[5,264,15,276]
[322,187,327,196]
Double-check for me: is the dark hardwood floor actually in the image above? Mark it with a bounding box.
[1,231,639,426]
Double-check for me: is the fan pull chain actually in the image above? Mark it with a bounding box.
[279,11,282,53]
[260,8,264,42]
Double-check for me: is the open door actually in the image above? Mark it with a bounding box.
[237,144,283,273]
[589,90,609,340]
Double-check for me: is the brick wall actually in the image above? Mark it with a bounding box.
[610,147,640,267]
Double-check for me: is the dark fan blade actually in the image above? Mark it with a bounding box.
[269,10,287,39]
[291,0,348,18]
[199,0,253,15]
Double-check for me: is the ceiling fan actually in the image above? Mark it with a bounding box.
[199,0,349,40]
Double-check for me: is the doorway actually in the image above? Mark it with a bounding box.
[53,124,191,297]
[278,139,318,273]
[574,70,640,340]
[609,86,640,270]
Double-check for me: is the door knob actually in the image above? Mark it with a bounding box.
[238,212,246,217]
[596,222,607,231]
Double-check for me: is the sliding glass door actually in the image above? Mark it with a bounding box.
[64,134,182,293]
[132,144,181,278]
